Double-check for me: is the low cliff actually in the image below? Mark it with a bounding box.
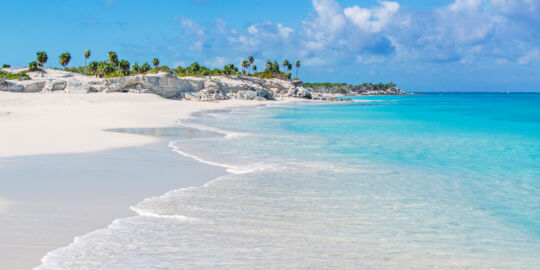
[0,68,315,101]
[306,83,406,96]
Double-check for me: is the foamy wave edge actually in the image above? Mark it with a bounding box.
[35,110,269,269]
[176,119,250,139]
[168,141,273,174]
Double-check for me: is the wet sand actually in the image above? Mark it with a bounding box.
[0,138,225,270]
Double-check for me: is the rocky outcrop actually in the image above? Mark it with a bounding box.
[308,84,406,96]
[43,80,67,92]
[1,69,357,101]
[0,79,26,92]
[101,73,203,98]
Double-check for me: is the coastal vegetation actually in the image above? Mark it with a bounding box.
[36,51,48,77]
[2,50,399,90]
[59,52,71,68]
[84,49,90,66]
[28,61,38,71]
[304,82,398,94]
[0,70,31,80]
[5,50,302,80]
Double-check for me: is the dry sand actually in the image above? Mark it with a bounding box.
[0,92,285,158]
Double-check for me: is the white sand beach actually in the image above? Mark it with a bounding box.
[0,92,293,269]
[0,92,285,158]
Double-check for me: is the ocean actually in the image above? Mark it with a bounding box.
[37,93,540,269]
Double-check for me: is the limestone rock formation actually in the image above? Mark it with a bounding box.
[2,68,393,101]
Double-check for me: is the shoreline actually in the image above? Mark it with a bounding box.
[1,141,227,270]
[0,92,301,269]
[0,92,299,158]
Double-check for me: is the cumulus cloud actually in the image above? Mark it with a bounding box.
[170,0,540,68]
[344,1,400,33]
[438,0,493,44]
[299,0,405,66]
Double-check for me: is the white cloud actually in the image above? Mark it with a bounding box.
[448,0,482,12]
[490,0,538,15]
[189,41,203,52]
[312,0,347,33]
[344,1,399,33]
[301,0,404,61]
[518,49,540,64]
[169,0,540,69]
[227,21,294,55]
[437,0,493,44]
[178,18,205,37]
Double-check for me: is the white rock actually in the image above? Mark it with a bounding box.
[1,68,316,100]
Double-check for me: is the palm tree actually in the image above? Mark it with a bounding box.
[266,60,272,71]
[242,60,250,75]
[36,51,48,77]
[189,62,200,74]
[282,60,290,72]
[252,65,257,73]
[272,61,280,74]
[84,49,91,66]
[88,61,99,76]
[140,62,151,73]
[152,58,160,68]
[107,51,118,67]
[295,60,301,79]
[132,62,140,74]
[223,64,238,76]
[119,60,130,75]
[98,61,114,77]
[248,56,254,74]
[59,52,71,68]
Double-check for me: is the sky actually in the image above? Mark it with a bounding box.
[1,0,539,92]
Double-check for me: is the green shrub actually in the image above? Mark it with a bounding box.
[104,72,125,78]
[88,61,99,76]
[28,61,38,71]
[98,61,115,77]
[147,65,171,74]
[2,64,10,68]
[304,82,398,91]
[0,70,31,80]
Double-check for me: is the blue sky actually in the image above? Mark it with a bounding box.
[1,0,539,92]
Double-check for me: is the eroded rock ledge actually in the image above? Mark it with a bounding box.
[1,69,405,101]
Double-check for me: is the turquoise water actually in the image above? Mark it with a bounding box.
[38,93,540,269]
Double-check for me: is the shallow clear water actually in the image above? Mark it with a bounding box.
[37,93,540,269]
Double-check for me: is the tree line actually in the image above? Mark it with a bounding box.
[14,50,303,80]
